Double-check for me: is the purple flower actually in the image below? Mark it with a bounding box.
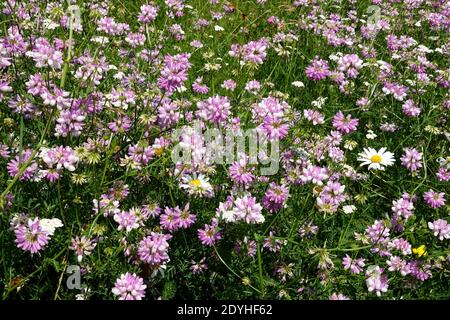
[40,85,70,108]
[39,146,79,181]
[329,293,350,300]
[7,149,38,181]
[138,4,159,23]
[233,195,265,224]
[342,255,365,274]
[234,237,257,257]
[300,165,329,186]
[386,256,410,276]
[229,38,269,65]
[125,32,145,48]
[4,26,27,54]
[262,183,289,213]
[229,156,255,185]
[388,238,412,255]
[157,99,180,129]
[107,88,136,109]
[337,54,363,78]
[108,115,132,134]
[332,111,359,134]
[252,96,290,121]
[25,38,63,69]
[0,79,13,95]
[168,24,185,41]
[196,95,231,125]
[127,144,155,167]
[303,109,325,125]
[263,231,285,252]
[436,167,450,182]
[97,17,130,35]
[400,148,423,172]
[112,273,146,300]
[14,218,50,254]
[382,82,408,101]
[192,77,209,94]
[244,80,261,94]
[391,197,414,220]
[423,190,446,209]
[137,232,172,265]
[178,203,197,229]
[191,257,208,274]
[320,180,346,206]
[305,57,330,81]
[221,79,236,91]
[55,105,86,138]
[402,99,421,117]
[428,219,450,241]
[261,116,290,140]
[142,203,162,218]
[157,53,191,94]
[298,221,318,239]
[114,210,139,232]
[198,219,222,246]
[69,236,97,263]
[409,261,432,281]
[8,96,38,118]
[160,207,181,232]
[365,220,390,244]
[365,266,389,296]
[165,0,186,18]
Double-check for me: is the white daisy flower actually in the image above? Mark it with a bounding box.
[357,147,395,170]
[180,174,213,197]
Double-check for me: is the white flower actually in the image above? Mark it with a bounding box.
[113,71,125,80]
[342,205,356,214]
[292,81,305,88]
[214,25,224,31]
[91,36,109,44]
[357,147,395,170]
[366,130,377,140]
[311,96,327,108]
[221,210,236,223]
[40,218,63,236]
[43,19,60,30]
[75,288,91,300]
[180,174,213,197]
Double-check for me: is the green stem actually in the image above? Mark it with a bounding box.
[256,239,264,298]
[57,179,66,225]
[213,246,261,295]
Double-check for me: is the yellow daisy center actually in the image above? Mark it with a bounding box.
[446,157,450,163]
[370,155,382,163]
[189,179,202,188]
[154,147,164,156]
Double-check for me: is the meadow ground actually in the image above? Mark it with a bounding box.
[0,0,449,300]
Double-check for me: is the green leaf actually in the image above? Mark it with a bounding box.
[161,280,177,300]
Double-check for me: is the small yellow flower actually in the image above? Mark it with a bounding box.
[412,245,427,257]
